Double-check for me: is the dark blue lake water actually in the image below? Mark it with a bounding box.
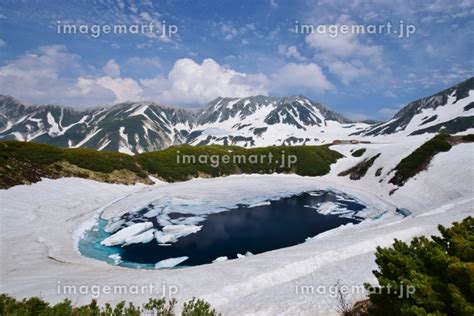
[79,190,366,269]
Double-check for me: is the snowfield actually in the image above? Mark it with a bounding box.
[0,138,473,315]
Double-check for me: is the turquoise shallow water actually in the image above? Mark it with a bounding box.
[79,219,156,269]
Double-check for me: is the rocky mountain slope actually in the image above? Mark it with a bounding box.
[354,77,474,137]
[0,98,194,154]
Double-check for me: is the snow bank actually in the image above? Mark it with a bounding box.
[1,162,472,315]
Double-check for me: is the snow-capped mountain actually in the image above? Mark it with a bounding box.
[0,94,365,152]
[189,95,363,147]
[354,77,474,137]
[0,98,194,154]
[1,77,473,153]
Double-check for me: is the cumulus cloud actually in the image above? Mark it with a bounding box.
[0,45,334,107]
[142,59,333,104]
[141,58,268,105]
[0,45,124,107]
[79,76,143,103]
[102,59,121,77]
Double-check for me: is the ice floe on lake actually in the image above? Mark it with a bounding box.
[101,222,153,246]
[154,224,202,245]
[123,228,156,246]
[108,254,122,265]
[247,201,272,208]
[236,252,254,259]
[155,256,189,269]
[213,256,228,263]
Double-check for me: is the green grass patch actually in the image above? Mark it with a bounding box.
[0,141,343,188]
[0,141,143,174]
[137,144,342,182]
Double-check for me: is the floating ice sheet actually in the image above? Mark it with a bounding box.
[101,222,153,246]
[155,256,189,269]
[213,256,228,263]
[123,228,156,246]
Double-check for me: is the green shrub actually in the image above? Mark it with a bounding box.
[182,297,217,316]
[351,148,366,157]
[0,294,217,316]
[462,134,474,142]
[366,216,474,315]
[0,141,142,174]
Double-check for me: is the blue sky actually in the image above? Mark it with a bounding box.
[0,0,473,120]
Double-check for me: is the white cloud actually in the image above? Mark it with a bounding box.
[326,60,370,85]
[304,22,384,84]
[270,0,278,9]
[0,46,334,107]
[278,45,306,61]
[218,22,256,41]
[141,58,268,105]
[79,76,143,103]
[0,45,119,107]
[141,59,333,104]
[306,30,383,62]
[0,39,5,48]
[270,63,334,92]
[102,59,121,77]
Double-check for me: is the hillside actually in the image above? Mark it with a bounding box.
[354,77,474,137]
[389,133,474,186]
[0,141,342,189]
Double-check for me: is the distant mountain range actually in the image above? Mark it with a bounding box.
[1,77,473,154]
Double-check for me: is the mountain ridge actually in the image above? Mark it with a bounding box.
[1,77,473,153]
